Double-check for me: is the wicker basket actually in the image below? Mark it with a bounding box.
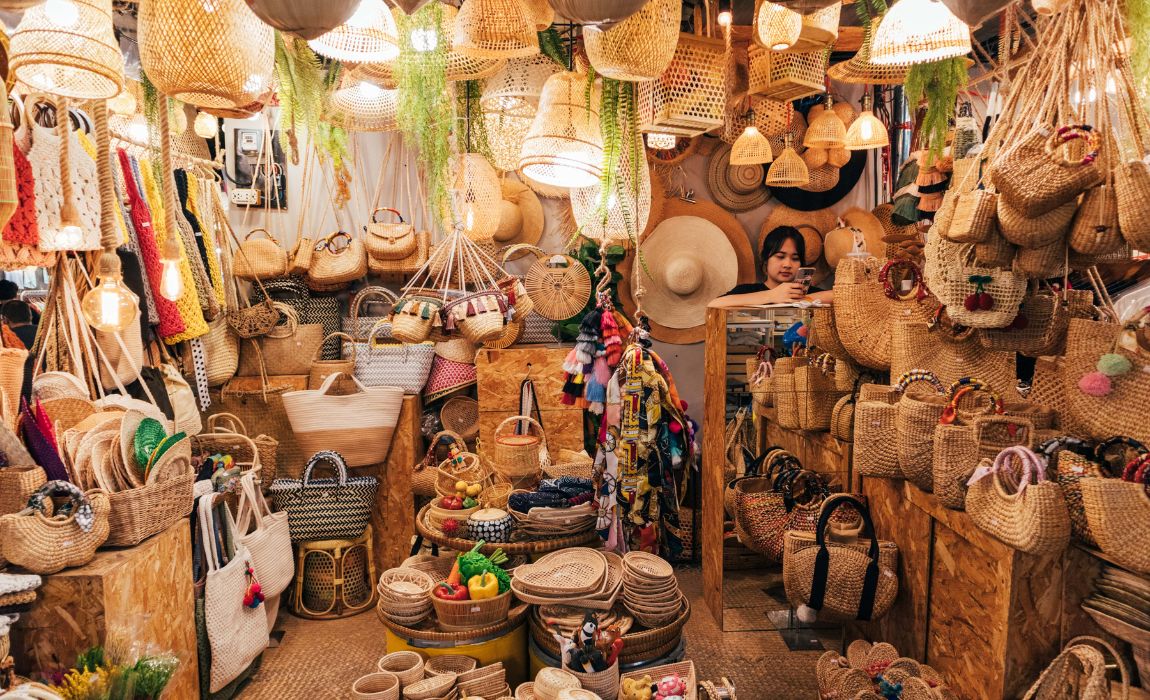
[440,395,480,442]
[492,415,548,481]
[749,46,828,101]
[377,651,425,687]
[445,291,507,344]
[542,449,594,480]
[351,672,400,700]
[425,654,479,677]
[201,413,279,490]
[427,504,481,530]
[390,297,442,344]
[582,0,679,82]
[431,589,512,630]
[637,33,725,137]
[562,661,619,699]
[0,466,46,515]
[435,451,494,497]
[290,526,377,619]
[106,471,195,547]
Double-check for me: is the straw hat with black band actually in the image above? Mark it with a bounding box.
[706,141,771,212]
[619,196,755,344]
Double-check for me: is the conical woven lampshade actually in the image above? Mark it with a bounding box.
[9,0,124,100]
[731,126,774,165]
[524,0,554,30]
[308,0,400,63]
[139,0,274,109]
[583,0,679,82]
[446,153,503,240]
[244,0,360,40]
[453,0,539,60]
[755,1,802,51]
[481,54,559,114]
[804,102,846,149]
[828,19,909,85]
[765,136,809,187]
[326,76,398,132]
[846,110,888,150]
[871,0,971,66]
[518,71,603,189]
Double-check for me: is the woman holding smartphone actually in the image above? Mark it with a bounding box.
[709,226,834,308]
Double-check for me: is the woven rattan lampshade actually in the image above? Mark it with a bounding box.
[828,19,909,84]
[308,0,400,63]
[804,101,846,149]
[327,76,398,132]
[484,109,534,171]
[453,0,539,60]
[765,135,809,187]
[583,0,679,82]
[791,1,841,52]
[748,45,827,101]
[846,94,888,150]
[244,0,360,40]
[518,71,603,189]
[637,33,726,137]
[754,1,802,51]
[356,5,506,84]
[9,0,124,100]
[546,0,648,26]
[138,0,274,109]
[481,54,558,114]
[871,0,971,66]
[523,0,554,29]
[731,126,774,165]
[571,130,652,243]
[447,153,502,240]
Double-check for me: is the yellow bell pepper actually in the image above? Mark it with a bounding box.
[467,572,499,600]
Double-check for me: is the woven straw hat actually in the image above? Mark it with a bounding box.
[759,203,836,264]
[434,338,479,364]
[707,142,771,212]
[423,355,477,402]
[493,178,544,248]
[839,207,886,259]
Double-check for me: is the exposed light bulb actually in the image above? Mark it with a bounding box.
[718,10,732,27]
[357,80,384,99]
[128,114,148,143]
[44,0,79,28]
[411,27,438,52]
[464,204,476,232]
[859,119,873,140]
[55,223,84,249]
[81,258,139,333]
[845,96,889,151]
[194,111,218,139]
[346,0,375,28]
[243,74,266,94]
[160,259,183,301]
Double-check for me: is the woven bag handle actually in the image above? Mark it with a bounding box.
[350,286,399,323]
[1121,453,1150,484]
[879,259,929,301]
[370,207,404,224]
[750,360,773,385]
[313,331,356,364]
[1037,435,1094,464]
[1042,124,1099,166]
[312,370,369,397]
[893,369,945,396]
[266,302,298,339]
[967,445,1046,499]
[197,494,228,574]
[1057,636,1131,700]
[207,412,250,436]
[808,493,883,621]
[501,243,547,265]
[245,227,280,244]
[301,449,350,489]
[1093,436,1147,464]
[322,230,355,252]
[234,471,269,534]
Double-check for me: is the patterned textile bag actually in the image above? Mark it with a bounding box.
[269,450,378,542]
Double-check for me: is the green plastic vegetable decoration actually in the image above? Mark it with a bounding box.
[457,540,511,594]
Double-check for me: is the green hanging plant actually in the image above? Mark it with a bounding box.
[1129,0,1150,110]
[395,2,452,229]
[273,32,326,165]
[456,79,492,160]
[904,56,968,163]
[538,27,570,67]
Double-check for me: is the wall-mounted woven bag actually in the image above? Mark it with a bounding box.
[232,228,287,281]
[364,207,418,260]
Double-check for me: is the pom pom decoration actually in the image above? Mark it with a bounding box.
[243,566,265,609]
[1097,353,1133,377]
[1078,371,1112,397]
[796,604,818,623]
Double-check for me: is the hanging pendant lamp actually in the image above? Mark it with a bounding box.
[804,97,846,149]
[485,110,535,171]
[309,0,401,63]
[731,126,774,166]
[871,0,971,66]
[754,1,802,51]
[572,121,651,244]
[765,134,809,187]
[9,0,124,100]
[446,153,503,240]
[243,0,361,40]
[845,93,889,150]
[327,75,398,132]
[518,71,603,189]
[481,54,560,114]
[453,0,539,60]
[391,0,432,14]
[546,0,647,27]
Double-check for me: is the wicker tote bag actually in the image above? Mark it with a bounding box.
[976,289,1075,357]
[1046,436,1140,547]
[233,471,293,604]
[237,309,325,378]
[233,228,287,281]
[945,188,998,243]
[196,495,269,694]
[734,464,816,561]
[1081,460,1150,575]
[1069,183,1122,255]
[965,445,1071,556]
[989,124,1103,218]
[0,465,45,516]
[342,286,398,341]
[269,450,378,542]
[853,383,902,478]
[348,321,435,394]
[308,332,355,391]
[0,481,109,574]
[1061,314,1150,444]
[796,355,846,431]
[307,230,367,291]
[364,207,417,260]
[772,355,804,429]
[891,318,1017,393]
[1022,636,1130,700]
[902,378,1004,492]
[936,252,1027,330]
[281,372,404,466]
[996,197,1077,249]
[749,359,773,409]
[202,317,240,387]
[783,494,898,623]
[833,256,934,371]
[251,276,342,359]
[891,370,947,487]
[934,414,1036,510]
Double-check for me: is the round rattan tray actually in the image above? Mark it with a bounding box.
[416,504,601,555]
[377,599,531,644]
[529,596,691,664]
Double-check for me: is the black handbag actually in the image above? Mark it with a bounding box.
[251,276,341,359]
[268,450,377,542]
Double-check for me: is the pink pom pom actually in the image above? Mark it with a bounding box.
[669,421,682,434]
[797,325,809,337]
[1078,371,1112,397]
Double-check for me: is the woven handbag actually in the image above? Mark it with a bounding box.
[251,276,342,360]
[853,384,901,478]
[0,465,45,515]
[891,317,1017,392]
[1023,636,1130,700]
[1069,184,1122,255]
[832,256,935,371]
[389,296,443,344]
[234,472,293,604]
[1047,436,1138,547]
[772,356,804,430]
[934,414,1036,511]
[996,194,1077,250]
[1116,159,1150,251]
[945,189,997,243]
[1081,459,1150,575]
[783,494,898,623]
[973,228,1016,268]
[891,370,947,489]
[936,251,1027,330]
[306,230,367,291]
[233,228,288,281]
[281,372,404,467]
[227,277,281,340]
[1060,315,1150,444]
[965,445,1071,556]
[367,229,430,276]
[364,207,417,260]
[749,359,773,409]
[976,289,1077,357]
[348,322,435,394]
[269,450,378,542]
[202,317,239,387]
[0,481,109,574]
[237,306,325,378]
[342,286,398,341]
[287,235,314,277]
[989,124,1103,218]
[308,332,356,391]
[796,355,845,431]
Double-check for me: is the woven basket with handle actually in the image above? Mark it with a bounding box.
[492,415,548,481]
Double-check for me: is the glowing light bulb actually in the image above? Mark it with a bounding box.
[243,74,266,94]
[55,223,84,249]
[160,258,183,301]
[358,81,384,99]
[606,192,619,211]
[718,10,732,27]
[194,111,218,139]
[859,119,873,140]
[411,27,438,52]
[464,205,476,232]
[44,0,79,28]
[127,114,148,143]
[81,268,139,333]
[346,0,376,28]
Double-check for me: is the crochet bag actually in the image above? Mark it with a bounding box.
[965,446,1071,556]
[783,494,899,623]
[233,228,288,281]
[1081,454,1150,575]
[234,471,294,604]
[29,122,100,252]
[269,450,378,542]
[935,248,1027,329]
[0,481,110,574]
[989,124,1103,218]
[364,207,417,260]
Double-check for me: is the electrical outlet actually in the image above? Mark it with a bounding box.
[230,188,261,206]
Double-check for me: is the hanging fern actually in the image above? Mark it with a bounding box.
[456,79,492,159]
[274,33,325,164]
[538,27,570,67]
[1129,0,1150,110]
[904,56,968,163]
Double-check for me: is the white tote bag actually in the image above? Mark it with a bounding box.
[198,496,269,693]
[234,473,294,602]
[281,372,404,466]
[346,322,434,394]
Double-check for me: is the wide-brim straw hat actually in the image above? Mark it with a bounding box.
[822,207,887,268]
[423,355,477,402]
[839,207,887,259]
[706,142,771,213]
[492,177,545,249]
[759,203,837,265]
[619,196,755,344]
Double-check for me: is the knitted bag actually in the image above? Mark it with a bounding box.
[2,145,37,246]
[965,445,1071,555]
[29,123,101,252]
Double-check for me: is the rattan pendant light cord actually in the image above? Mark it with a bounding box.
[92,100,124,285]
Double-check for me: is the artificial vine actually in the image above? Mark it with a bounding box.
[904,56,968,163]
[457,79,492,160]
[395,2,452,229]
[273,32,325,165]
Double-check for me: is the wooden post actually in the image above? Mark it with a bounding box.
[371,394,423,572]
[702,307,728,626]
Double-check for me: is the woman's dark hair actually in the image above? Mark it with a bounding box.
[1,300,31,324]
[760,226,806,266]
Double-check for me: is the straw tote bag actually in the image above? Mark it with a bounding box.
[237,304,325,378]
[891,318,1016,393]
[202,317,240,387]
[853,384,901,478]
[832,256,934,371]
[348,320,435,394]
[364,207,417,260]
[1060,313,1150,444]
[0,481,110,574]
[1048,436,1141,547]
[281,372,404,467]
[232,228,287,281]
[342,286,398,341]
[891,369,947,489]
[196,496,268,694]
[933,414,1037,511]
[1081,466,1150,575]
[233,472,293,604]
[783,494,899,623]
[308,332,356,391]
[976,288,1091,357]
[1023,636,1130,700]
[989,124,1103,218]
[307,230,367,291]
[965,446,1071,556]
[268,450,377,542]
[935,247,1027,330]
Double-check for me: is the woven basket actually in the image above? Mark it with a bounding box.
[853,385,900,478]
[452,0,538,59]
[390,297,442,344]
[542,449,594,480]
[1061,318,1150,444]
[435,451,494,498]
[830,395,855,442]
[772,361,802,430]
[933,415,1035,511]
[0,487,110,574]
[946,190,997,243]
[795,361,846,432]
[0,466,46,515]
[440,395,479,442]
[138,0,274,109]
[965,446,1071,556]
[377,651,425,687]
[561,661,619,699]
[202,413,280,490]
[637,33,725,137]
[1081,478,1150,575]
[9,0,124,100]
[582,0,679,82]
[1069,184,1122,255]
[810,307,849,360]
[1116,159,1150,251]
[444,291,507,344]
[749,46,828,101]
[938,262,1027,330]
[990,126,1103,219]
[896,375,993,493]
[106,471,195,547]
[890,320,1017,395]
[290,526,377,619]
[621,661,696,699]
[351,672,400,700]
[492,415,547,481]
[1013,240,1067,279]
[432,589,512,630]
[996,197,1077,249]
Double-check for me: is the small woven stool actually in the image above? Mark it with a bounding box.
[290,525,377,620]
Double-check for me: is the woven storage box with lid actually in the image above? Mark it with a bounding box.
[749,46,828,101]
[637,33,725,137]
[290,525,377,619]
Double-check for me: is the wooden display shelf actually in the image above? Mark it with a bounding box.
[9,520,198,698]
[751,406,852,491]
[361,394,422,573]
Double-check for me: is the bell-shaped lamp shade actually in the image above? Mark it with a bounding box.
[9,0,124,100]
[518,71,603,189]
[804,102,847,149]
[481,54,559,115]
[846,111,888,150]
[446,154,503,240]
[244,0,361,40]
[871,0,971,66]
[452,0,539,60]
[309,0,400,63]
[755,1,802,51]
[731,126,774,166]
[765,136,809,187]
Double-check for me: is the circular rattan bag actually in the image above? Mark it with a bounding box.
[520,248,591,321]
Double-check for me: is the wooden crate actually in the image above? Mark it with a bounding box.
[9,520,198,697]
[475,346,574,413]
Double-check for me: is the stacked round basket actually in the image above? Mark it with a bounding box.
[621,551,684,628]
[376,567,436,626]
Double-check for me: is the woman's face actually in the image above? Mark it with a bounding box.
[764,237,802,285]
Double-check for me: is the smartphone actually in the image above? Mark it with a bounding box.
[795,267,816,294]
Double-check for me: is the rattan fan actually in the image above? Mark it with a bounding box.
[482,54,559,114]
[637,32,725,137]
[326,75,398,132]
[582,0,679,82]
[138,0,274,110]
[523,250,591,321]
[453,0,539,60]
[748,45,828,101]
[308,0,400,63]
[766,135,809,187]
[754,0,802,51]
[9,0,124,100]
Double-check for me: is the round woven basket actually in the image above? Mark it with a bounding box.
[524,253,591,321]
[351,672,399,700]
[440,395,479,442]
[425,654,478,677]
[493,415,547,480]
[432,590,513,631]
[376,651,424,687]
[582,0,679,82]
